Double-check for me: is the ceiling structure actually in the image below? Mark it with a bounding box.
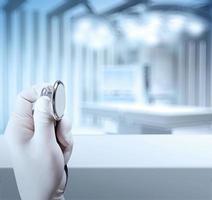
[1,0,211,17]
[151,0,209,5]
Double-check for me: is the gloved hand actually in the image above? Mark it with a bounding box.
[4,84,73,200]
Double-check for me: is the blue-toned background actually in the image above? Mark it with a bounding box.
[0,0,212,134]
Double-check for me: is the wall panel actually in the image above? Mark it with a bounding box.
[0,11,4,131]
[177,34,212,108]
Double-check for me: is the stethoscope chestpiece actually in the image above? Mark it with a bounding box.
[40,80,68,192]
[40,80,66,121]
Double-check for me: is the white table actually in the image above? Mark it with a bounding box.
[1,135,212,200]
[82,103,212,134]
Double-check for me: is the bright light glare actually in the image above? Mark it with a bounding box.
[122,20,144,40]
[89,24,114,49]
[168,15,185,32]
[78,19,92,31]
[121,12,206,45]
[73,19,92,44]
[146,13,162,29]
[73,18,114,49]
[187,20,205,36]
[121,17,160,46]
[145,32,159,46]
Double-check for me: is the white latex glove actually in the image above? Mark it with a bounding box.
[4,84,73,200]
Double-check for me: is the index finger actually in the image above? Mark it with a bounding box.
[14,83,51,117]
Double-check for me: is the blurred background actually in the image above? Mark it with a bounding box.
[0,0,212,135]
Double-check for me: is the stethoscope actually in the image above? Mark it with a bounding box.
[40,80,66,121]
[39,80,68,193]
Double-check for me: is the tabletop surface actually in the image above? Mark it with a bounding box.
[83,103,212,116]
[1,134,212,168]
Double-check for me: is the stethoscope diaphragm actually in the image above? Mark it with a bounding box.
[40,80,66,121]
